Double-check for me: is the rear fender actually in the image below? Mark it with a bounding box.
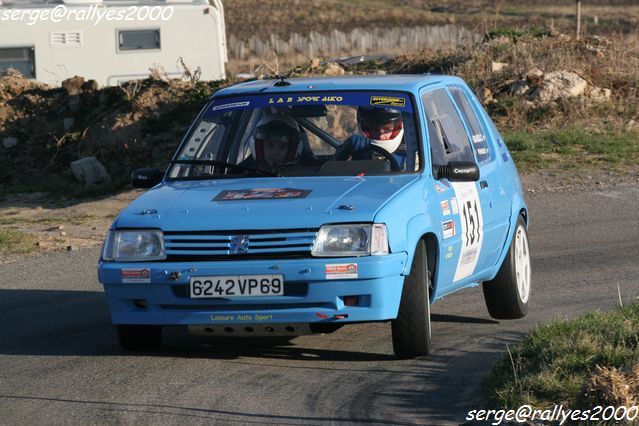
[489,195,528,279]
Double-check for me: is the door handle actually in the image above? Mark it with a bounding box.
[480,180,489,189]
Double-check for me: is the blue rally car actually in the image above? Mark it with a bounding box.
[98,75,531,358]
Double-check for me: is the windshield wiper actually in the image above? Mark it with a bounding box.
[170,159,280,177]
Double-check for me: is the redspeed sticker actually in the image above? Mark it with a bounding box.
[440,200,451,216]
[325,263,358,279]
[442,220,455,239]
[370,96,406,107]
[121,268,151,283]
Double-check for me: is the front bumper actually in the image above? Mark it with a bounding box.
[98,253,408,326]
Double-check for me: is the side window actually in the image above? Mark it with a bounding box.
[422,89,475,166]
[118,30,161,51]
[0,47,35,78]
[449,87,491,163]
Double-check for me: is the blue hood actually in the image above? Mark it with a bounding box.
[114,175,420,231]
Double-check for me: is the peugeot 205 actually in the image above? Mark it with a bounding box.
[98,75,531,358]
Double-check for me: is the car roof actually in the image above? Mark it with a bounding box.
[212,74,464,98]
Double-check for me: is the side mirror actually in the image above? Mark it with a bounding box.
[436,161,480,182]
[131,168,163,188]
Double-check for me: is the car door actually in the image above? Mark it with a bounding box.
[420,87,486,290]
[447,85,511,274]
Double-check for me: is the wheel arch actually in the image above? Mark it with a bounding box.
[490,197,529,279]
[404,231,440,304]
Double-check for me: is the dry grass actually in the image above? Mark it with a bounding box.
[483,302,639,409]
[387,30,639,133]
[581,364,639,407]
[224,0,639,41]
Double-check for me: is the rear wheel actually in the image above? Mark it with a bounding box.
[482,216,531,319]
[117,325,162,350]
[391,240,432,358]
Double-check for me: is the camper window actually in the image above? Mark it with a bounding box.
[118,30,161,51]
[0,47,35,78]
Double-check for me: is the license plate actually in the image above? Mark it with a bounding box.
[189,275,284,298]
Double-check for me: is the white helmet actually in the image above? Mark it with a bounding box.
[249,114,303,164]
[357,107,404,153]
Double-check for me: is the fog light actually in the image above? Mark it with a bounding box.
[343,295,359,306]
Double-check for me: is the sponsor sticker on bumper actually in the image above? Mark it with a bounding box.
[121,268,151,283]
[326,263,358,279]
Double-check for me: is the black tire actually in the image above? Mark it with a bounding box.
[482,216,531,319]
[392,240,432,358]
[117,325,162,351]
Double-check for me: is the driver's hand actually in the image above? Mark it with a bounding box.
[344,135,371,153]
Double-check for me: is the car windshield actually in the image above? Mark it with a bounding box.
[167,91,421,180]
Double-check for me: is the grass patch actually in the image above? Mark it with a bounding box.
[504,128,639,171]
[0,229,36,255]
[482,302,639,409]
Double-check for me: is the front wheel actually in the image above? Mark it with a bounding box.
[482,216,531,319]
[117,325,162,351]
[391,240,432,358]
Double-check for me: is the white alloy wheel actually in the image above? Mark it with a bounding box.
[514,225,531,304]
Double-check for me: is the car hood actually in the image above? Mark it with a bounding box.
[115,175,420,231]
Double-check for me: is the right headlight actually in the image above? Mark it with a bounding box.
[311,223,389,257]
[101,229,166,262]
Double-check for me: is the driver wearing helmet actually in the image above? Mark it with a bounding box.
[339,107,407,168]
[242,114,304,169]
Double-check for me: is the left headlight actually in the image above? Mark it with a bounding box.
[102,230,166,262]
[311,224,389,257]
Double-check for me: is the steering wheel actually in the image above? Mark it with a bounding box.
[337,143,401,172]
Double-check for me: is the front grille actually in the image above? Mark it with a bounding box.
[163,228,318,261]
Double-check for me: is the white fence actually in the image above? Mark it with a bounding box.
[228,25,481,60]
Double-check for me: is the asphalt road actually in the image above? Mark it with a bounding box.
[1,185,638,425]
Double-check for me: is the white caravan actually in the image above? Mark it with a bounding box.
[0,0,227,86]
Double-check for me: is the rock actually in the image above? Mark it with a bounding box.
[235,72,256,81]
[627,120,637,131]
[309,58,321,69]
[532,71,587,103]
[323,62,345,76]
[510,80,530,96]
[63,117,75,131]
[478,87,494,104]
[60,231,67,237]
[82,79,100,93]
[61,76,85,96]
[58,225,65,230]
[67,245,79,252]
[589,87,612,101]
[375,70,387,75]
[525,68,544,86]
[70,156,112,185]
[2,136,17,148]
[491,62,509,73]
[1,67,23,78]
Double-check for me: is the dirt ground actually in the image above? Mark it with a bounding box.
[1,166,637,264]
